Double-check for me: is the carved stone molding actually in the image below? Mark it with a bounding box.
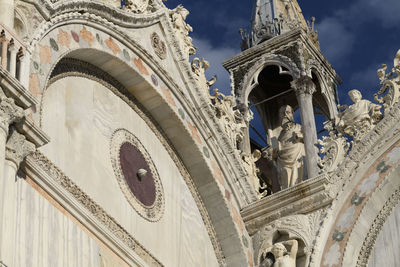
[242,174,333,235]
[311,101,400,266]
[45,62,225,265]
[110,128,165,222]
[292,75,316,96]
[235,52,301,105]
[150,32,167,60]
[0,96,24,133]
[27,151,163,266]
[356,187,400,267]
[6,129,36,169]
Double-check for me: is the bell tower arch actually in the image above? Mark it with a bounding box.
[224,0,341,185]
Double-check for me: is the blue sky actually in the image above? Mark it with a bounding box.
[165,0,400,106]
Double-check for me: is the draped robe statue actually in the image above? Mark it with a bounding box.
[275,105,305,190]
[338,89,382,142]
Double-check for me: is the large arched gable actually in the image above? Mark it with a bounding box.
[26,10,251,266]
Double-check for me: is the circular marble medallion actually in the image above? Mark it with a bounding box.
[111,129,164,221]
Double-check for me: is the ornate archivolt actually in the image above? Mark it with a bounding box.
[312,99,400,267]
[41,59,226,265]
[21,2,266,264]
[238,53,301,105]
[255,212,326,267]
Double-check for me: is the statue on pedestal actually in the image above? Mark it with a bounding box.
[337,89,382,142]
[270,105,305,190]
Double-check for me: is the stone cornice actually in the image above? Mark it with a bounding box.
[21,0,166,27]
[222,28,340,85]
[241,174,333,235]
[16,117,50,147]
[24,151,161,266]
[0,67,38,109]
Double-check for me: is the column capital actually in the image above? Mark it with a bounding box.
[291,76,316,96]
[6,129,35,169]
[8,42,17,53]
[0,36,9,44]
[0,96,24,134]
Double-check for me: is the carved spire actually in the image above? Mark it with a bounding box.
[248,0,308,47]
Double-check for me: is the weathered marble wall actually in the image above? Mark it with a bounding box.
[39,75,219,266]
[368,203,400,267]
[0,163,102,267]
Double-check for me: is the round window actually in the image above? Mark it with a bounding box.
[111,129,164,221]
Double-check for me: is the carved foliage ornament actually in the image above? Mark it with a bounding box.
[374,49,400,112]
[0,96,24,133]
[110,129,164,222]
[150,32,167,60]
[6,129,35,169]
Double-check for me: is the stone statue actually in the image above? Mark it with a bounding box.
[191,57,210,94]
[272,105,305,190]
[170,5,196,57]
[241,149,266,198]
[270,240,298,267]
[338,89,382,142]
[210,89,247,151]
[375,49,400,111]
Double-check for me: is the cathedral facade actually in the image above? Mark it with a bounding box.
[0,0,399,266]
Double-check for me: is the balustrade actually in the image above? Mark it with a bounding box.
[0,23,27,85]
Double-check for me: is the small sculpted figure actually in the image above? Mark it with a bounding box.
[273,105,305,190]
[270,240,298,267]
[338,89,382,142]
[170,5,196,56]
[242,150,264,198]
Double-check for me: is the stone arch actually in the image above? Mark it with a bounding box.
[307,60,338,120]
[28,14,248,266]
[238,54,301,106]
[311,102,400,267]
[256,214,313,267]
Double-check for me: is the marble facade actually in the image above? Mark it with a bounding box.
[0,0,399,266]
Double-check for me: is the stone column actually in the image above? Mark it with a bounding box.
[0,96,25,180]
[0,129,35,266]
[291,76,319,179]
[19,51,30,87]
[1,38,9,69]
[8,42,17,76]
[0,0,15,29]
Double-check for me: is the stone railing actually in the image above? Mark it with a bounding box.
[0,23,29,86]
